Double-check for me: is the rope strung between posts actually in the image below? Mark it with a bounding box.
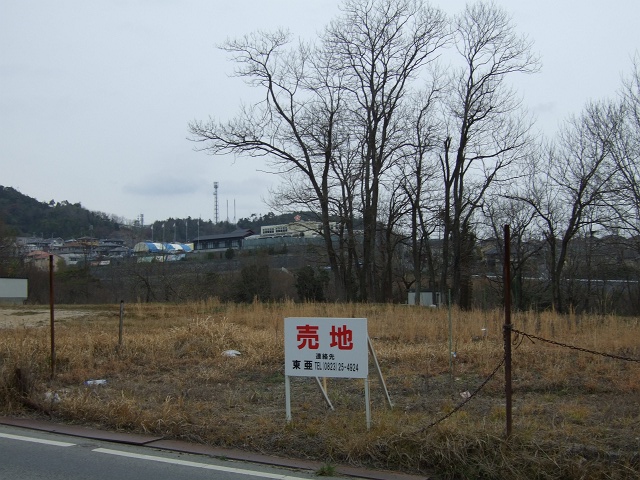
[511,328,640,363]
[422,356,505,431]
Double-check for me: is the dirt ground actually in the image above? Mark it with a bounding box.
[0,307,96,329]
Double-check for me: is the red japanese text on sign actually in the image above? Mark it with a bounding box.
[296,324,320,349]
[330,325,353,350]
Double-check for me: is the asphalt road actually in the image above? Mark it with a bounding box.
[0,424,341,480]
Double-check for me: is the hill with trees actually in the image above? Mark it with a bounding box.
[0,186,121,239]
[0,185,307,243]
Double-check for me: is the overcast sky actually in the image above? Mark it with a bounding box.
[1,1,638,225]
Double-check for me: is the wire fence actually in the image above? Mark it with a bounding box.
[419,226,640,439]
[420,324,639,432]
[510,327,640,363]
[423,355,505,430]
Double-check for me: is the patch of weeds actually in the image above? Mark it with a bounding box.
[563,405,591,425]
[263,372,284,384]
[489,405,505,421]
[315,462,336,476]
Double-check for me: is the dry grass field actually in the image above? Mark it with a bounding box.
[0,301,639,479]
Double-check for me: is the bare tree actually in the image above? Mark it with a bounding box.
[397,85,443,304]
[436,1,539,308]
[515,101,622,312]
[323,0,448,301]
[377,175,413,301]
[610,56,640,236]
[599,56,640,312]
[190,0,449,302]
[482,189,543,310]
[188,30,352,297]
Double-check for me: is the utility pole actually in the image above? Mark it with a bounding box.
[213,182,219,224]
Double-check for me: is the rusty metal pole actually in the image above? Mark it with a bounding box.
[49,254,56,379]
[503,225,512,437]
[118,300,124,350]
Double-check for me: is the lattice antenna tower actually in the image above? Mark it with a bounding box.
[213,182,219,224]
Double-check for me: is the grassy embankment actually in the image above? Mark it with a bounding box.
[0,301,639,479]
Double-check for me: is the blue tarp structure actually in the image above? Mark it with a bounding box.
[133,242,193,254]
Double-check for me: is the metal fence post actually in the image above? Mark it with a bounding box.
[503,224,512,438]
[118,300,124,350]
[49,254,55,379]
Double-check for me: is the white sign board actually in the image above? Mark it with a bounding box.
[0,278,28,303]
[284,317,368,378]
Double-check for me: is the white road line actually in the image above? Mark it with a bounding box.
[0,432,76,447]
[93,448,312,479]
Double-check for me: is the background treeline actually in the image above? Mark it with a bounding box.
[4,204,640,314]
[23,251,329,306]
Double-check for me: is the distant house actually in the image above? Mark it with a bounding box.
[58,240,87,253]
[259,221,328,237]
[192,229,254,252]
[96,239,130,258]
[16,237,57,253]
[243,221,333,250]
[25,251,63,271]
